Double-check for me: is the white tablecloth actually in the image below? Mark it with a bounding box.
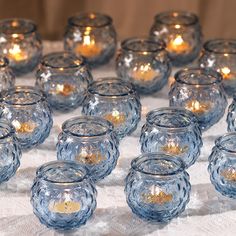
[0,41,236,236]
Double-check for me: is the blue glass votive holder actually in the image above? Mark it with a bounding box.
[31,160,97,230]
[116,37,171,94]
[125,153,191,222]
[0,57,15,91]
[57,116,119,182]
[208,133,236,198]
[36,52,92,112]
[0,121,21,183]
[0,86,53,150]
[227,97,236,132]
[199,39,236,97]
[82,78,141,139]
[140,107,202,168]
[64,12,117,67]
[150,11,202,67]
[0,18,42,75]
[169,68,227,131]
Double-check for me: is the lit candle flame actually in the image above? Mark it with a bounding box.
[54,84,76,96]
[76,147,105,164]
[167,35,191,54]
[132,63,157,81]
[8,44,28,62]
[221,67,232,80]
[161,141,188,155]
[186,100,211,115]
[103,110,126,126]
[12,120,36,133]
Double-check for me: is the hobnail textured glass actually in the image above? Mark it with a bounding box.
[0,18,42,75]
[31,160,97,230]
[227,97,236,132]
[0,121,21,183]
[150,11,202,67]
[199,39,236,97]
[35,52,92,111]
[57,116,119,182]
[169,68,227,131]
[208,133,236,198]
[64,13,117,67]
[82,78,141,139]
[0,86,53,150]
[116,38,171,94]
[125,153,191,222]
[140,107,202,168]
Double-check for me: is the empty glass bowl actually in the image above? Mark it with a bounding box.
[31,160,97,230]
[140,107,202,168]
[64,12,117,67]
[36,52,92,111]
[57,116,119,182]
[82,78,141,139]
[0,18,42,75]
[116,37,171,94]
[0,86,53,150]
[125,153,191,222]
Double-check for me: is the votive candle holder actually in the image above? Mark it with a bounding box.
[140,107,202,168]
[82,78,141,139]
[31,160,97,230]
[36,52,92,111]
[64,12,117,67]
[116,37,171,94]
[125,152,191,222]
[0,18,42,75]
[169,68,227,131]
[0,86,53,150]
[0,57,15,91]
[150,11,202,67]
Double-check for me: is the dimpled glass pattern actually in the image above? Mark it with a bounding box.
[64,13,117,67]
[169,68,227,131]
[125,153,191,222]
[199,39,236,96]
[0,86,53,150]
[0,19,42,75]
[0,121,21,183]
[57,116,119,182]
[116,38,171,94]
[140,107,202,168]
[31,161,97,230]
[150,11,202,67]
[82,78,141,139]
[227,97,236,132]
[36,52,92,111]
[208,133,236,198]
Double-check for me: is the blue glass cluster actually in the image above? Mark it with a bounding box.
[125,153,191,222]
[140,107,202,168]
[57,116,119,182]
[116,38,171,94]
[31,161,97,230]
[36,52,92,111]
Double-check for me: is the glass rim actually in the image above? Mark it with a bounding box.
[154,10,199,26]
[203,39,236,54]
[36,160,89,184]
[88,77,136,97]
[121,37,166,53]
[0,121,15,140]
[131,152,186,177]
[62,116,114,138]
[68,12,113,28]
[174,68,222,86]
[215,132,236,154]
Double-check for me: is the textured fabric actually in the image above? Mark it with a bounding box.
[0,41,236,235]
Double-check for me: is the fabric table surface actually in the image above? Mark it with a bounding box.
[0,41,235,236]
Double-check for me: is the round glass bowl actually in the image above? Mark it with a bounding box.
[208,133,236,198]
[169,68,227,131]
[0,86,53,150]
[116,38,171,94]
[125,153,191,222]
[36,52,92,112]
[199,39,236,96]
[140,107,202,168]
[0,18,42,75]
[150,11,202,67]
[31,160,97,230]
[0,121,21,183]
[0,57,15,91]
[64,12,117,67]
[82,78,141,139]
[57,116,119,182]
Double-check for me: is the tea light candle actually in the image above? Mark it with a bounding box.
[167,35,191,54]
[76,148,104,165]
[221,169,236,182]
[103,110,126,126]
[220,67,235,80]
[132,63,157,81]
[54,84,76,96]
[185,100,212,115]
[161,140,188,155]
[12,120,36,133]
[8,44,28,62]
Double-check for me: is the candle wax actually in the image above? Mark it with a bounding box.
[132,64,157,81]
[185,100,211,115]
[8,44,28,62]
[50,201,81,214]
[161,142,188,155]
[221,169,236,182]
[103,110,126,126]
[167,35,191,54]
[12,120,36,133]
